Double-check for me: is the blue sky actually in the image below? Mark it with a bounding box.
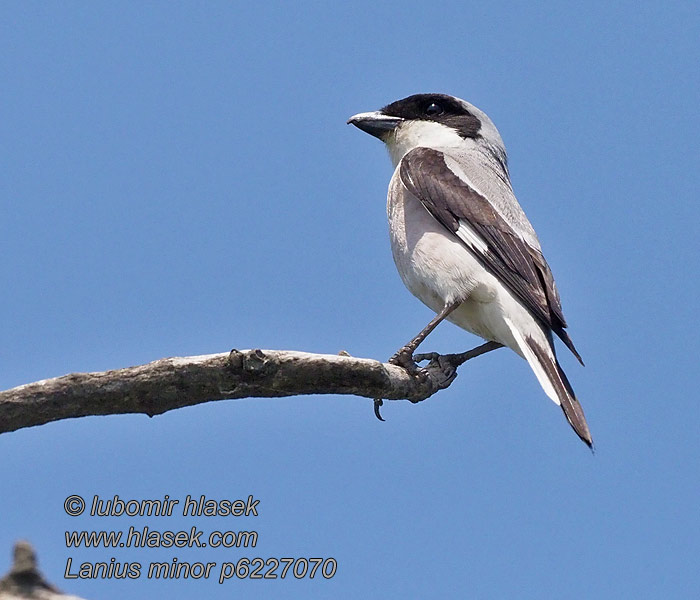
[1,2,698,598]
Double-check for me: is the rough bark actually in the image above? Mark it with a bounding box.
[0,347,490,435]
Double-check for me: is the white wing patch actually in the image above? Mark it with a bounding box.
[455,219,488,254]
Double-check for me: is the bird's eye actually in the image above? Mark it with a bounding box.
[425,103,444,116]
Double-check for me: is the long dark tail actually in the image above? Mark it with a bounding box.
[525,337,593,448]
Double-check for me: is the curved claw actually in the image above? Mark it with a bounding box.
[373,398,385,421]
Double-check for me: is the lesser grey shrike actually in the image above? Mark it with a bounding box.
[348,93,592,447]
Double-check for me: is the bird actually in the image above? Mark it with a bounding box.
[347,93,592,447]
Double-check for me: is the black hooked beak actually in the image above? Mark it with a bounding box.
[347,111,403,140]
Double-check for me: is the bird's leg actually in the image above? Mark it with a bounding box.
[415,340,504,370]
[395,341,504,401]
[388,300,462,374]
[374,301,462,421]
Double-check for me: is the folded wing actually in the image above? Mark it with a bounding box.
[399,147,582,364]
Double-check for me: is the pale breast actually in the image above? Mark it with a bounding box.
[386,171,497,310]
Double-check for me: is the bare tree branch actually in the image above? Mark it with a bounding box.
[0,346,500,435]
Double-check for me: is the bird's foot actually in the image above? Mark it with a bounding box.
[388,346,433,406]
[375,343,502,417]
[413,351,441,364]
[388,346,428,379]
[414,352,459,390]
[374,347,431,419]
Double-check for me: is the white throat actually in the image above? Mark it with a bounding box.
[384,120,474,167]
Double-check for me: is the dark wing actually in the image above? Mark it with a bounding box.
[399,147,582,364]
